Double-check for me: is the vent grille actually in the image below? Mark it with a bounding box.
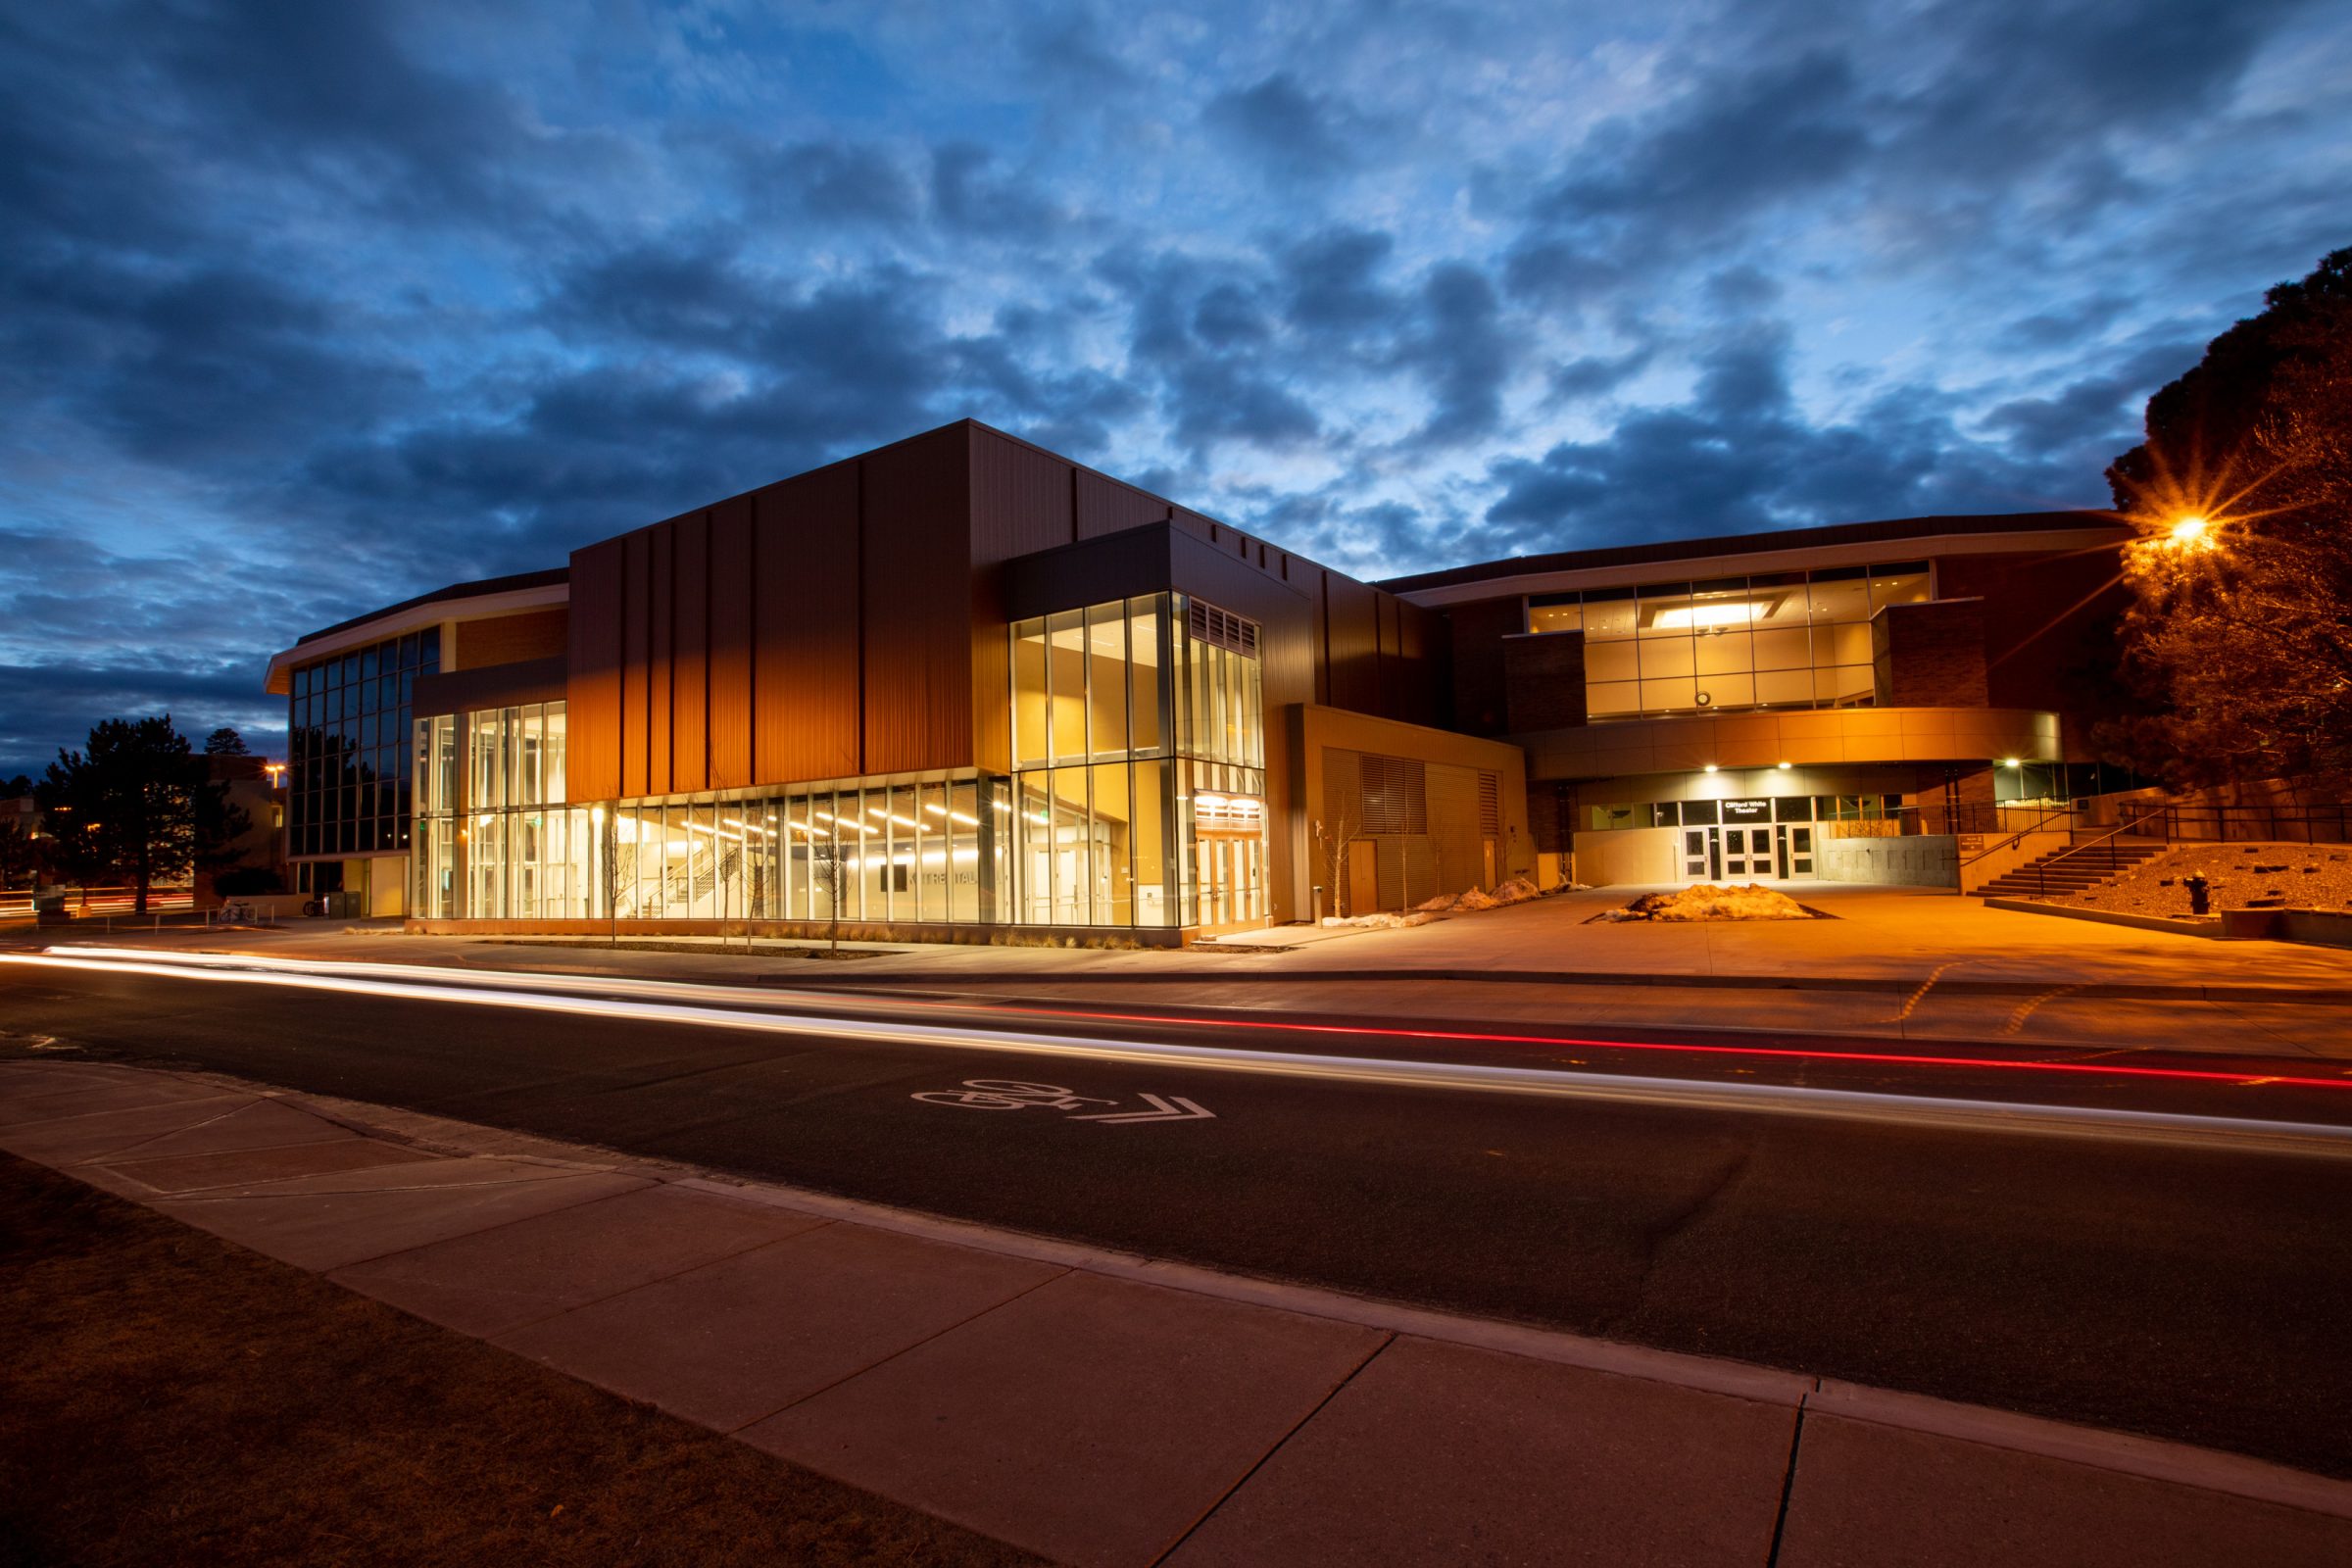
[1358,754,1428,836]
[1478,771,1500,835]
[1187,600,1260,658]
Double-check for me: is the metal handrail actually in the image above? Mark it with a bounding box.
[2034,804,2173,900]
[1958,803,2080,875]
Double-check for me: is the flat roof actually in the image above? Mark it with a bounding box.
[1377,511,2131,595]
[295,566,570,646]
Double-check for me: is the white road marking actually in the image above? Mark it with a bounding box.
[909,1079,1212,1125]
[7,948,2350,1159]
[1069,1093,1215,1124]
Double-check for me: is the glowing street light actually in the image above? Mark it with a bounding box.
[2167,514,2210,548]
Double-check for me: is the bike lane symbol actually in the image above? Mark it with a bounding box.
[911,1079,1215,1125]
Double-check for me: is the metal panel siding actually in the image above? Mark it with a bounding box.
[1377,595,1401,717]
[861,428,973,775]
[620,530,651,799]
[708,496,754,789]
[648,520,673,798]
[564,539,624,803]
[1322,572,1383,714]
[969,427,1075,564]
[1396,599,1441,726]
[1075,467,1169,540]
[672,512,710,794]
[752,465,862,784]
[1170,507,1219,545]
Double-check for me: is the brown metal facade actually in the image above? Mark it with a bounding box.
[564,420,1446,851]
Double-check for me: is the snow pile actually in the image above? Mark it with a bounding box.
[1320,909,1444,929]
[1594,883,1816,922]
[1411,878,1546,916]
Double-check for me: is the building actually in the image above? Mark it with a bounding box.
[197,751,289,898]
[262,422,2137,934]
[1384,512,2138,887]
[265,421,1527,941]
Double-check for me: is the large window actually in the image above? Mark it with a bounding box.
[289,626,439,858]
[415,701,594,920]
[1008,593,1263,930]
[1529,564,1928,720]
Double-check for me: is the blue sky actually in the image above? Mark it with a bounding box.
[3,0,2348,775]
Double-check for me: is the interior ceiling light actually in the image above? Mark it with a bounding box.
[1644,591,1788,630]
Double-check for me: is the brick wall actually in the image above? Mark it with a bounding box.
[1872,599,1988,707]
[1502,631,1588,731]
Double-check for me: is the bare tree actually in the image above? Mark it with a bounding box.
[1311,807,1357,919]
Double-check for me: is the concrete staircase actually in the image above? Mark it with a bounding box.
[1975,836,2167,900]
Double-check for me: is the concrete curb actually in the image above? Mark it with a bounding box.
[108,1062,2352,1522]
[1982,897,2225,940]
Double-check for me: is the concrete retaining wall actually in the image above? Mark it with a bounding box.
[1817,834,1960,888]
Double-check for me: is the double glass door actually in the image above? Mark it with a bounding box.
[1682,823,1814,882]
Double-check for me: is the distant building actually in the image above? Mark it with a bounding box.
[199,751,289,897]
[262,421,2134,932]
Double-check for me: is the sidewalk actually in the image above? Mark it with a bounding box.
[6,1057,2347,1567]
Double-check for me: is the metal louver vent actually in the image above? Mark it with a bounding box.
[1358,754,1428,835]
[1187,600,1260,658]
[1478,771,1500,835]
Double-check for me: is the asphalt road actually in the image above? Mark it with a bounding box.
[6,956,2351,1479]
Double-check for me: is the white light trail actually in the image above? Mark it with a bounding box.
[7,948,2350,1159]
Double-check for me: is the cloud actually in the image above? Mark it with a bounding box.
[0,0,2338,777]
[1483,326,2114,550]
[1202,73,1368,180]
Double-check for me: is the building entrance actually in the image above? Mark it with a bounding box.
[1681,821,1814,882]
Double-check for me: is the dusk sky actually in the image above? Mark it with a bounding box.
[3,0,2347,777]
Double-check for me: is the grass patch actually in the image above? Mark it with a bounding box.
[0,1153,1039,1568]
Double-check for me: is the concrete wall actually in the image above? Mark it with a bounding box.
[1817,833,1959,888]
[1517,706,2066,782]
[1955,828,2070,894]
[1571,826,1679,886]
[1294,703,1532,913]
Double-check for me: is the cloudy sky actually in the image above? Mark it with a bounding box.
[3,0,2347,776]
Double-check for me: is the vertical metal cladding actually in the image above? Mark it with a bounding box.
[707,495,755,790]
[564,538,625,803]
[620,528,652,799]
[1322,572,1383,714]
[860,424,974,776]
[970,427,1077,559]
[970,427,1083,770]
[1075,467,1169,540]
[752,462,862,783]
[672,510,710,795]
[647,520,674,797]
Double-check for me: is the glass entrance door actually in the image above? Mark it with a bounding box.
[1721,826,1774,879]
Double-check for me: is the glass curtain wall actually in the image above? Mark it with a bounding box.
[290,626,438,858]
[1529,563,1930,720]
[599,775,1003,924]
[415,701,598,920]
[1008,593,1264,931]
